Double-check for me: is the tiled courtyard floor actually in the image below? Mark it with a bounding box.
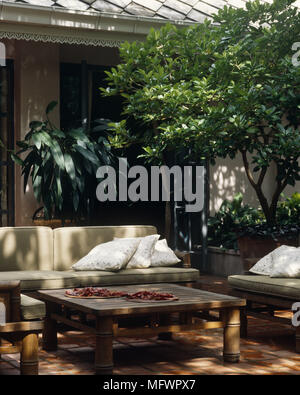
[1,275,299,375]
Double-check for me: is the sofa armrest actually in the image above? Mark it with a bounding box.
[0,321,43,333]
[174,250,191,268]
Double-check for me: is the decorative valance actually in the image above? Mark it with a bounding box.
[0,29,123,47]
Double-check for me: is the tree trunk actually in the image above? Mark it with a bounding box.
[241,150,276,225]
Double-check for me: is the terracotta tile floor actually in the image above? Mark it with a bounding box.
[1,275,299,375]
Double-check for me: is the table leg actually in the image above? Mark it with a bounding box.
[158,314,173,341]
[296,326,300,353]
[20,332,39,375]
[240,306,248,338]
[42,302,58,351]
[223,307,240,363]
[95,316,113,375]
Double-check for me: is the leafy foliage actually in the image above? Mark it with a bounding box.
[237,222,300,241]
[103,0,300,224]
[276,192,300,225]
[208,193,300,250]
[12,102,113,220]
[208,193,262,250]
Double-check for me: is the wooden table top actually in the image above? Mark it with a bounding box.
[38,284,246,317]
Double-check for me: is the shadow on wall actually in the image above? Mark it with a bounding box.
[210,160,259,214]
[15,41,60,226]
[20,41,60,140]
[210,156,300,215]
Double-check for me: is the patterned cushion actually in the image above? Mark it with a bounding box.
[249,245,297,275]
[72,238,140,272]
[114,235,160,269]
[270,248,300,278]
[150,239,181,267]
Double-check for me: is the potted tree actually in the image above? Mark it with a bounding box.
[102,0,300,260]
[12,101,114,226]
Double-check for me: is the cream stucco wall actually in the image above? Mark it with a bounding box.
[210,156,300,214]
[14,40,60,225]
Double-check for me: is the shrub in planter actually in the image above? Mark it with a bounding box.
[209,193,300,258]
[208,193,262,251]
[236,193,300,260]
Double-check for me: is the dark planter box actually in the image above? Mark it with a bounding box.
[191,247,243,277]
[238,235,299,266]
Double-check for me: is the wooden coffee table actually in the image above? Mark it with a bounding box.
[37,284,246,374]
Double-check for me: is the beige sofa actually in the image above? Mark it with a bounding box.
[0,225,199,320]
[228,274,300,352]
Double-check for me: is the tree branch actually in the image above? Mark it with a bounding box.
[257,166,267,187]
[241,150,273,224]
[270,166,293,219]
[241,150,257,189]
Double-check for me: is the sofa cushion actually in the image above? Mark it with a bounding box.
[53,225,157,271]
[228,274,300,300]
[0,226,53,271]
[270,248,300,278]
[20,294,46,320]
[150,239,181,267]
[249,245,298,275]
[125,235,160,269]
[69,267,200,287]
[72,238,141,272]
[0,271,77,291]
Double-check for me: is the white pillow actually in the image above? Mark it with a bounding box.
[270,248,300,278]
[150,239,181,267]
[249,245,297,275]
[71,238,140,272]
[114,234,160,269]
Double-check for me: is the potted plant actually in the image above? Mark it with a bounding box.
[207,193,262,252]
[12,101,114,226]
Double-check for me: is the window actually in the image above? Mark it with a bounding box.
[60,62,123,131]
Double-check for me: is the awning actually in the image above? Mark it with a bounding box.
[0,2,192,47]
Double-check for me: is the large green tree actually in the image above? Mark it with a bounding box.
[103,0,300,225]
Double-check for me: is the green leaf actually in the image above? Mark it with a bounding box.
[74,145,99,166]
[64,153,76,183]
[11,153,23,166]
[49,140,65,170]
[33,175,42,202]
[67,128,89,142]
[31,133,43,150]
[29,121,43,130]
[46,101,58,115]
[52,129,66,138]
[16,141,29,149]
